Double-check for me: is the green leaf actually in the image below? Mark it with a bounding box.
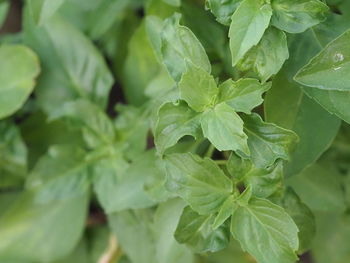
[295,29,350,91]
[108,210,158,263]
[93,151,159,213]
[271,0,329,33]
[0,45,40,119]
[175,206,230,252]
[49,100,115,149]
[238,27,289,82]
[161,13,211,82]
[23,13,113,114]
[205,0,242,25]
[287,164,346,212]
[242,113,299,168]
[311,213,350,263]
[154,101,202,155]
[244,161,284,198]
[122,21,160,105]
[179,64,218,112]
[0,1,9,27]
[231,198,299,263]
[165,153,233,215]
[0,145,89,262]
[281,188,316,254]
[28,0,66,25]
[201,103,249,154]
[229,0,272,66]
[265,68,341,176]
[218,78,271,114]
[152,199,194,263]
[0,121,27,188]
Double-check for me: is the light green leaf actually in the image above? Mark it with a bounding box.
[265,68,341,176]
[28,0,66,25]
[242,113,299,168]
[287,164,346,212]
[49,100,115,149]
[152,199,194,263]
[229,0,272,66]
[165,153,233,215]
[0,45,40,119]
[23,13,113,114]
[231,198,299,263]
[161,13,211,82]
[201,103,249,154]
[238,27,289,82]
[154,101,202,155]
[295,29,350,91]
[0,121,27,188]
[179,64,218,112]
[205,0,242,25]
[218,78,271,114]
[175,206,230,252]
[271,0,329,33]
[281,188,316,254]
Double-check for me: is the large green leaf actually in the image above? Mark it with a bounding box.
[0,45,40,119]
[23,13,113,114]
[161,13,211,82]
[229,0,272,66]
[154,101,202,155]
[28,0,66,25]
[265,68,341,176]
[175,206,230,252]
[231,198,299,263]
[152,199,194,263]
[271,0,329,33]
[108,210,158,263]
[0,146,89,262]
[242,113,299,168]
[0,121,27,188]
[287,164,346,212]
[201,103,249,154]
[165,153,233,215]
[218,78,271,114]
[295,29,350,91]
[179,64,218,112]
[238,27,289,82]
[311,213,350,263]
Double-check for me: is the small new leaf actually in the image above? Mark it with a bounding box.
[201,103,249,154]
[179,63,218,112]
